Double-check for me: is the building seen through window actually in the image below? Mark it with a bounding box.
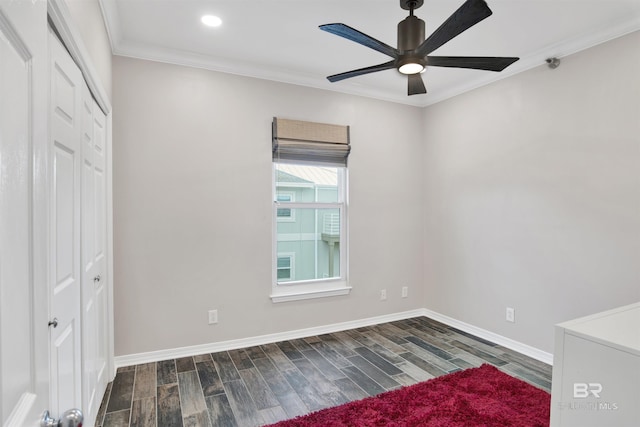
[275,163,345,284]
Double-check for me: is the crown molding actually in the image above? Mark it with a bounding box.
[421,17,640,107]
[111,39,427,107]
[100,1,640,108]
[98,0,120,53]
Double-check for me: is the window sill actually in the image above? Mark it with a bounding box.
[270,284,352,303]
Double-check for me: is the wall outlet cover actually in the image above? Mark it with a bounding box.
[506,307,515,323]
[208,309,218,324]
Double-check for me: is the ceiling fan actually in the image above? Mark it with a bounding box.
[320,0,519,96]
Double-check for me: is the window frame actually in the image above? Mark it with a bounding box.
[271,163,351,303]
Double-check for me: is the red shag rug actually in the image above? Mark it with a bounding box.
[268,364,550,427]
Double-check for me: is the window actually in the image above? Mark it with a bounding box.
[271,117,351,302]
[272,163,349,301]
[276,192,295,221]
[276,254,294,281]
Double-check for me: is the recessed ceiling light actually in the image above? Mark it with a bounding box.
[201,15,222,27]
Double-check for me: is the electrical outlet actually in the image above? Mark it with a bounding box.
[401,286,408,298]
[208,309,218,325]
[506,307,515,323]
[380,289,387,301]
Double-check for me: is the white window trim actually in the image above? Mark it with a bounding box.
[271,282,352,303]
[271,165,350,303]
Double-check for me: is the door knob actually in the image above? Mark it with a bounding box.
[41,410,57,427]
[93,274,101,282]
[48,318,58,328]
[41,409,83,427]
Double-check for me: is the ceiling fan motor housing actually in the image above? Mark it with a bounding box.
[397,15,426,72]
[398,15,425,51]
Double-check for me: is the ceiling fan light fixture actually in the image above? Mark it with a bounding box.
[398,62,424,74]
[320,0,519,96]
[398,56,426,74]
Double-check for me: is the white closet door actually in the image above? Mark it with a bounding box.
[81,85,108,424]
[92,101,109,410]
[2,4,111,426]
[49,28,83,418]
[0,2,49,425]
[80,84,97,423]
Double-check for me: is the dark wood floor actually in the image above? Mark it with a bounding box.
[96,316,552,427]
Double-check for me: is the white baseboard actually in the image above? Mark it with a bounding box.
[115,309,425,368]
[422,308,554,365]
[115,307,553,368]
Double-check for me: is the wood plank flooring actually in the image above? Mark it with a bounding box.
[96,316,552,427]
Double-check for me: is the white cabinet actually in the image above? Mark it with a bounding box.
[550,302,640,427]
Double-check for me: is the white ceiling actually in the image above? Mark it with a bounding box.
[98,0,640,107]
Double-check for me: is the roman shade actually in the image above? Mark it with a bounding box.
[272,117,351,166]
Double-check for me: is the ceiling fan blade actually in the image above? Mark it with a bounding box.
[320,23,398,58]
[408,73,427,95]
[416,0,492,56]
[427,56,519,71]
[327,60,396,82]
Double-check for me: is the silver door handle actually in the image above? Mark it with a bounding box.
[41,409,83,427]
[48,318,58,328]
[93,274,101,282]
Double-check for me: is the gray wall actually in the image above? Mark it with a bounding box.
[421,31,640,353]
[112,56,426,356]
[113,31,639,358]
